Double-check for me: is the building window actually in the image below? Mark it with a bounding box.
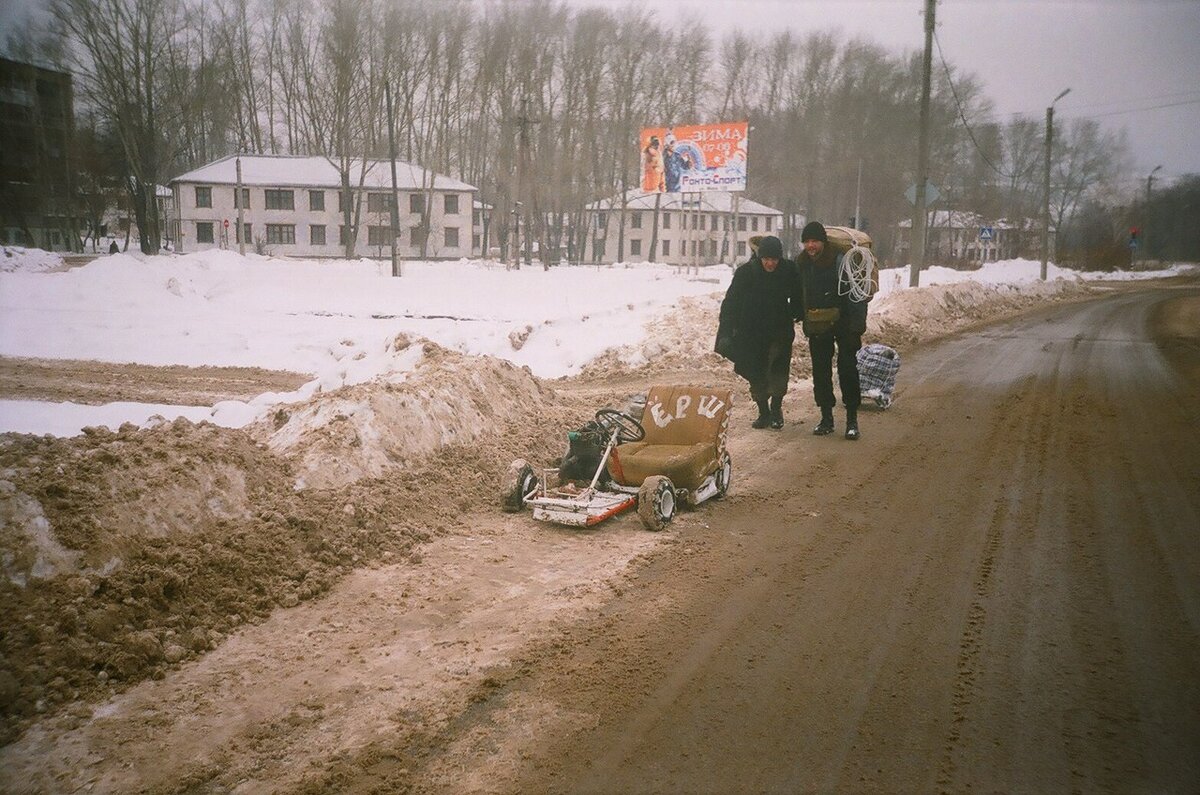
[367,192,392,213]
[411,226,427,247]
[444,194,459,215]
[766,216,773,231]
[235,223,252,244]
[195,186,212,208]
[338,191,349,213]
[310,190,325,211]
[473,209,481,225]
[368,225,391,246]
[410,194,425,214]
[662,213,671,229]
[738,217,747,231]
[709,239,718,256]
[662,239,670,256]
[593,240,605,258]
[596,213,607,229]
[266,223,295,244]
[196,221,213,243]
[631,212,642,229]
[233,188,250,209]
[751,216,759,231]
[310,224,326,245]
[472,234,481,250]
[444,227,459,248]
[738,241,747,256]
[265,189,295,211]
[630,239,641,256]
[339,225,354,245]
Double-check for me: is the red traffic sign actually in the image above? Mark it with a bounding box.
[223,219,229,228]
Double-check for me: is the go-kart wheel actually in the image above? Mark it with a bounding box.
[637,475,676,531]
[595,408,645,443]
[714,452,732,498]
[500,459,538,512]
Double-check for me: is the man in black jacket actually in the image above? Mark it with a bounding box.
[716,235,802,429]
[796,221,868,440]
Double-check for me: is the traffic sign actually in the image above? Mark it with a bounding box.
[979,226,994,241]
[905,180,941,205]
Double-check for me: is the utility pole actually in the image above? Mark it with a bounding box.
[236,151,245,256]
[1041,87,1070,280]
[386,82,402,277]
[1144,164,1161,263]
[909,0,935,287]
[853,158,863,230]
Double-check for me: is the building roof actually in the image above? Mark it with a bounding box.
[896,210,1036,231]
[171,154,477,192]
[587,189,781,215]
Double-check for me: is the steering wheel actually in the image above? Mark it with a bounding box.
[595,408,645,443]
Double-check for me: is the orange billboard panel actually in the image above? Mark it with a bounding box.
[639,121,748,193]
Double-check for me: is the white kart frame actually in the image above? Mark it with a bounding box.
[506,409,731,531]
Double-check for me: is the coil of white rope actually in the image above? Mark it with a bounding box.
[838,244,877,303]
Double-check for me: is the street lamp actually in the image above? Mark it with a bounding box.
[1142,164,1162,264]
[1040,87,1070,281]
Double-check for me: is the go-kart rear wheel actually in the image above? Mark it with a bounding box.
[501,459,538,512]
[714,452,732,499]
[637,475,676,531]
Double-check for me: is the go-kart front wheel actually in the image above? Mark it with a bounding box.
[501,459,538,512]
[637,475,676,531]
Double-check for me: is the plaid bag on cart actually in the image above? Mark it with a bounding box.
[856,343,900,408]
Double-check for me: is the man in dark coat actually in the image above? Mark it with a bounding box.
[716,235,802,429]
[796,221,869,440]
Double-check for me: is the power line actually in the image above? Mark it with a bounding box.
[933,29,1013,179]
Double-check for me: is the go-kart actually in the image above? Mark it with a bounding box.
[501,385,733,531]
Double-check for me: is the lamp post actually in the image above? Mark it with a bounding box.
[1144,164,1162,263]
[1040,87,1070,281]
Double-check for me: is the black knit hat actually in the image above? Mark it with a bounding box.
[801,221,828,242]
[757,235,783,259]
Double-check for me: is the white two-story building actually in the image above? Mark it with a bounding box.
[170,154,478,259]
[584,190,789,266]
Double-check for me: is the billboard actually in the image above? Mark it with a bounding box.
[640,121,748,193]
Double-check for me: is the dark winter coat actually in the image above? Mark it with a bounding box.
[715,256,803,383]
[796,244,868,338]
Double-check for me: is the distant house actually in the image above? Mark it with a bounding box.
[584,191,790,266]
[895,210,1053,266]
[170,154,477,259]
[0,57,77,251]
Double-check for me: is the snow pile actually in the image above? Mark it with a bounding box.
[1,246,63,273]
[0,245,1194,438]
[251,338,554,490]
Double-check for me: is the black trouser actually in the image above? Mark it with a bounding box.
[748,338,793,404]
[808,332,861,409]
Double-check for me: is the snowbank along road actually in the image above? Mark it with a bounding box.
[0,278,1197,793]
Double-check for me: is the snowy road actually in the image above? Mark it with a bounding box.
[457,284,1200,793]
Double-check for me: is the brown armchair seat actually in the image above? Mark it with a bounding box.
[612,385,732,492]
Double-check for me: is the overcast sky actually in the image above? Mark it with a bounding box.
[570,0,1200,190]
[4,0,1197,191]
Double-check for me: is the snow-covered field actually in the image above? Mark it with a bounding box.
[0,245,1192,436]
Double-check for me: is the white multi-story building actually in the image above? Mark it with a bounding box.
[584,190,789,266]
[170,154,477,259]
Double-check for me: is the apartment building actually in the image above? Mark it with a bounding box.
[584,190,788,266]
[171,154,477,259]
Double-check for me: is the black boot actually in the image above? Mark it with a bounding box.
[813,406,835,436]
[845,407,860,440]
[769,396,784,429]
[751,398,771,429]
